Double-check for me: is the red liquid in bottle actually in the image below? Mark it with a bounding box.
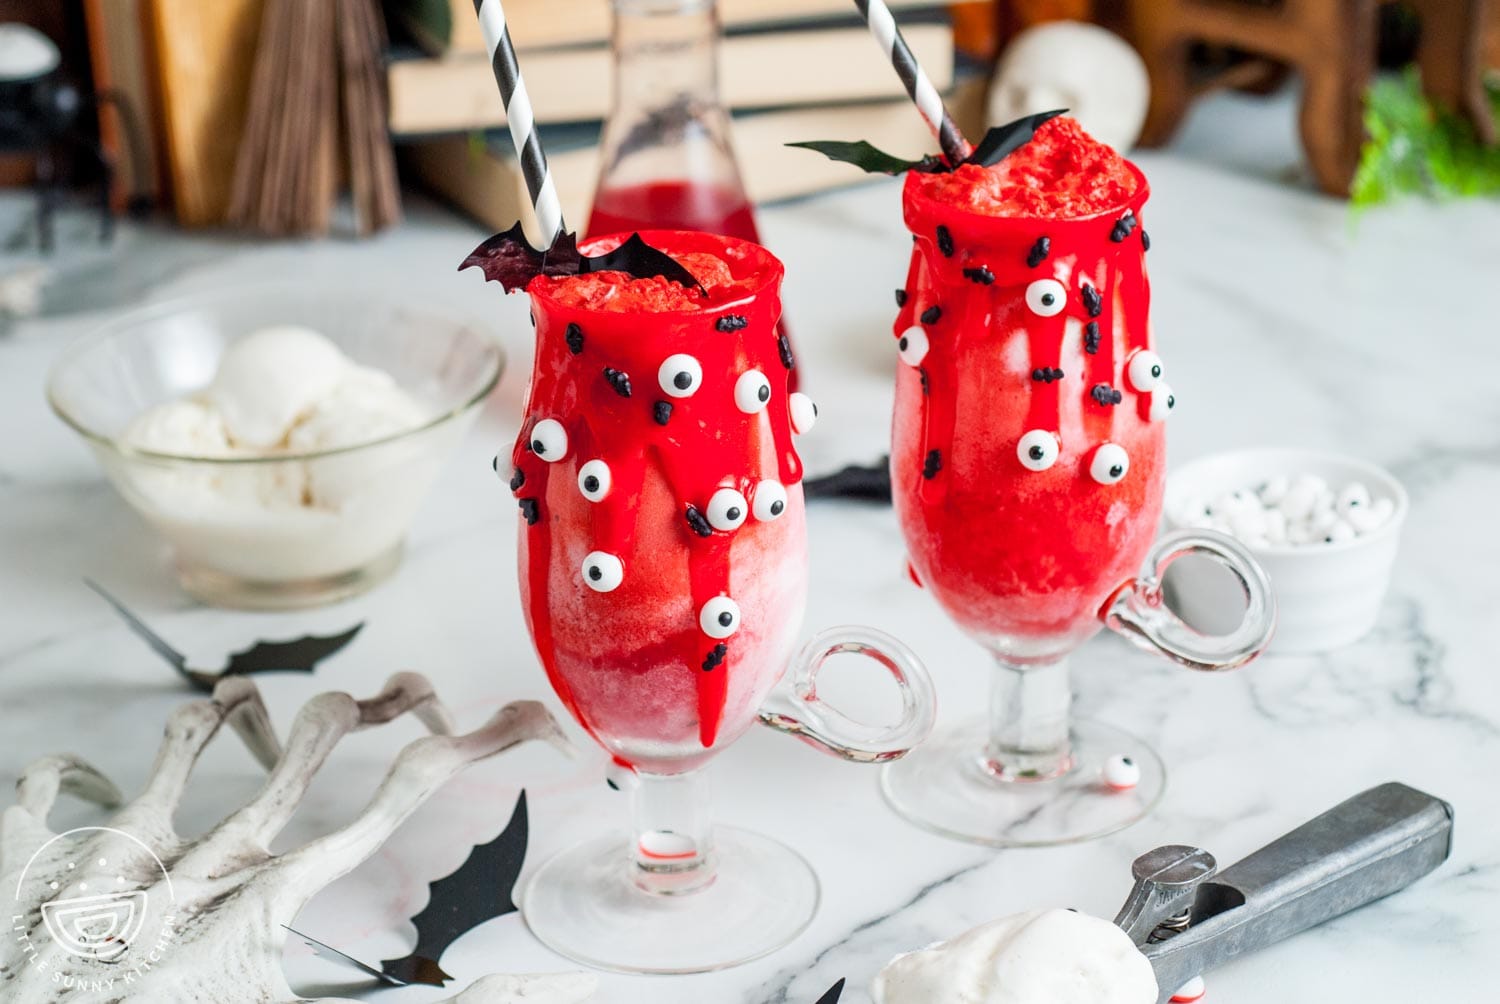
[586,181,798,387]
[586,180,762,244]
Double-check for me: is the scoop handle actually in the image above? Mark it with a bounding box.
[1143,782,1453,1002]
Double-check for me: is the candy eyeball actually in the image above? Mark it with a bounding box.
[706,487,749,531]
[699,595,741,639]
[1149,382,1175,421]
[790,392,818,434]
[529,419,568,461]
[658,354,703,398]
[1103,753,1141,791]
[752,480,788,521]
[1025,279,1067,317]
[1127,349,1164,392]
[581,551,624,593]
[1017,429,1060,472]
[734,370,772,414]
[897,325,930,366]
[1090,443,1130,485]
[578,459,611,502]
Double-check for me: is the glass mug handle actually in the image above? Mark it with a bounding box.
[1103,529,1277,671]
[758,626,938,763]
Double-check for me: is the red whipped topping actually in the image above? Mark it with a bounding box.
[529,250,756,312]
[913,116,1138,219]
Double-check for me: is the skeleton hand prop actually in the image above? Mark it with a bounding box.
[0,674,592,1003]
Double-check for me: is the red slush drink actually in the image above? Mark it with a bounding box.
[891,117,1172,658]
[510,231,809,774]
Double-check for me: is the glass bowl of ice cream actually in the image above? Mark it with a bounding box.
[47,282,503,609]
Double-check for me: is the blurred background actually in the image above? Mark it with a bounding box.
[1,0,1495,268]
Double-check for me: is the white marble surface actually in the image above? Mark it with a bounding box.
[1,95,1495,1002]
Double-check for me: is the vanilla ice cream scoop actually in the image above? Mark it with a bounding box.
[208,325,352,449]
[872,909,1157,1004]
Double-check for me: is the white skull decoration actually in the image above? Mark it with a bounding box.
[988,21,1151,152]
[0,673,597,1003]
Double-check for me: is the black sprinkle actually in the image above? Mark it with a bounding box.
[1027,237,1051,268]
[566,323,584,354]
[529,312,536,327]
[778,332,796,370]
[685,505,713,538]
[1091,384,1123,407]
[491,455,500,473]
[1141,230,1151,251]
[1081,284,1103,317]
[518,498,540,525]
[936,225,954,257]
[653,400,673,426]
[1030,367,1064,383]
[922,449,942,480]
[963,266,995,285]
[509,467,525,492]
[702,643,728,672]
[1110,211,1138,243]
[606,778,619,791]
[716,314,748,333]
[895,289,908,308]
[919,367,930,396]
[602,367,632,397]
[920,305,942,325]
[1084,321,1102,355]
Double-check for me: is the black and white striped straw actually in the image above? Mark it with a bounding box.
[472,0,566,243]
[852,0,973,165]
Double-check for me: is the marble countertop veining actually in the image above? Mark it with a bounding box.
[1,97,1495,1002]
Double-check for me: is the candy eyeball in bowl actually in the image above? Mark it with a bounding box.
[47,282,503,609]
[1163,448,1408,654]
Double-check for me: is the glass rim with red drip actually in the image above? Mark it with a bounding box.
[505,227,936,974]
[879,117,1275,850]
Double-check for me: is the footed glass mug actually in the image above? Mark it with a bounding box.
[507,231,936,972]
[881,163,1275,847]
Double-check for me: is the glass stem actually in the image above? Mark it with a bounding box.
[982,655,1074,782]
[628,768,716,894]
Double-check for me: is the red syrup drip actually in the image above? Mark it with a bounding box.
[586,180,799,390]
[512,231,804,770]
[890,165,1166,650]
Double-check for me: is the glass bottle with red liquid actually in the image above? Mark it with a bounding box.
[586,0,796,378]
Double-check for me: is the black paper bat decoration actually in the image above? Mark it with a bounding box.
[788,109,1068,176]
[86,579,363,693]
[816,978,847,1003]
[804,460,893,503]
[293,791,531,988]
[459,223,703,295]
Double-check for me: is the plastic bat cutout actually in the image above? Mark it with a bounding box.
[459,223,704,295]
[87,579,363,693]
[788,109,1067,176]
[804,460,893,503]
[816,978,847,1003]
[292,791,531,988]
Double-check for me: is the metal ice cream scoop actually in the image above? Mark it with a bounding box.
[1112,782,1453,1004]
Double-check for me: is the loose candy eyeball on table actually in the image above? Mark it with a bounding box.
[1102,754,1141,790]
[1170,976,1206,1002]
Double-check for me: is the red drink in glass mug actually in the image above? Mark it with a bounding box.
[510,231,807,773]
[891,118,1171,659]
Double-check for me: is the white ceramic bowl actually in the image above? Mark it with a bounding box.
[1163,448,1408,654]
[48,283,503,609]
